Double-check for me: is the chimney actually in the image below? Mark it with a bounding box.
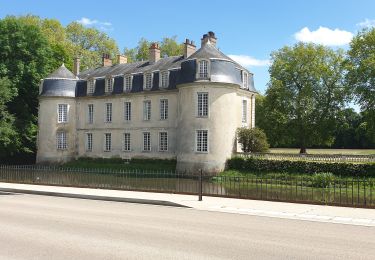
[149,43,160,63]
[201,31,217,47]
[73,57,80,76]
[117,54,127,64]
[102,53,112,67]
[184,39,196,58]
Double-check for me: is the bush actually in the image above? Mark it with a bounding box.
[311,172,335,188]
[226,157,375,177]
[237,127,270,153]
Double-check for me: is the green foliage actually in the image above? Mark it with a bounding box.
[347,28,375,143]
[226,157,375,177]
[237,127,270,153]
[311,172,335,188]
[264,43,349,152]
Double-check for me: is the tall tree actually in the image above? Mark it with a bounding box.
[66,22,119,69]
[0,16,55,159]
[347,28,375,142]
[266,43,349,153]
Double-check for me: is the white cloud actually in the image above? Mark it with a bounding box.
[294,26,353,46]
[77,17,113,30]
[228,55,270,67]
[357,18,375,28]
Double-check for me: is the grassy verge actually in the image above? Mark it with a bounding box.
[63,157,177,171]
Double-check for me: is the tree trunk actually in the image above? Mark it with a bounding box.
[299,147,307,154]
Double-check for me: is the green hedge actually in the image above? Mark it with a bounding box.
[226,157,375,176]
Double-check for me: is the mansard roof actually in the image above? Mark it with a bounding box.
[78,55,185,79]
[45,63,77,80]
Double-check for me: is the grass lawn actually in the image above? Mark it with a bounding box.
[269,148,375,155]
[63,157,177,171]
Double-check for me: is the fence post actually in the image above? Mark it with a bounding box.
[198,169,203,201]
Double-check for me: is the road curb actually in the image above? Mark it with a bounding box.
[0,187,190,208]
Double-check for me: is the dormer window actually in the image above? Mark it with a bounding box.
[105,77,113,93]
[242,71,249,89]
[87,78,95,95]
[159,71,169,88]
[197,59,209,79]
[144,72,153,90]
[124,74,132,92]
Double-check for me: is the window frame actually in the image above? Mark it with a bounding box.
[87,78,95,95]
[159,131,168,152]
[86,132,93,152]
[242,71,249,89]
[56,131,67,150]
[124,74,133,92]
[197,92,209,118]
[143,100,151,121]
[104,133,112,152]
[105,103,112,123]
[57,104,68,123]
[159,70,169,88]
[196,59,210,80]
[143,72,153,90]
[242,99,248,124]
[196,130,208,153]
[124,101,132,122]
[105,77,113,93]
[160,99,168,120]
[123,132,131,152]
[142,132,151,152]
[87,104,94,124]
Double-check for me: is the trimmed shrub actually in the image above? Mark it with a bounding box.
[237,127,270,153]
[226,157,375,177]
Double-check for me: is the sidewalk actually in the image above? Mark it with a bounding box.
[1,182,375,227]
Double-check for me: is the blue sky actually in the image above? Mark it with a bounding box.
[1,0,375,94]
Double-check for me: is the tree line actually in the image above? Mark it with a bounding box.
[256,31,375,152]
[0,15,374,162]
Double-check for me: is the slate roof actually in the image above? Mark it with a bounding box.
[46,63,77,79]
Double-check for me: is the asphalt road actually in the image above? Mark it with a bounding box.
[0,192,374,260]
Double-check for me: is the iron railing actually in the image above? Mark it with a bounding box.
[0,165,374,208]
[236,152,375,163]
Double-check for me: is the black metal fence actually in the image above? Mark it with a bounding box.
[236,152,375,163]
[0,165,374,208]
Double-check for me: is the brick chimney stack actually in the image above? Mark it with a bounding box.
[149,43,160,63]
[201,31,217,47]
[184,39,196,58]
[73,57,80,76]
[102,54,112,67]
[117,54,127,64]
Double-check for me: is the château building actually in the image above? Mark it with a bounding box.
[36,32,257,173]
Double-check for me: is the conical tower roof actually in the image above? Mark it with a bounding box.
[45,63,77,79]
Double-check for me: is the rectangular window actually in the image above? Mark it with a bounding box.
[242,71,248,89]
[124,102,131,121]
[104,133,111,151]
[159,132,168,152]
[56,131,67,150]
[198,60,208,78]
[58,104,68,123]
[87,79,95,94]
[105,103,112,123]
[86,133,93,151]
[196,130,208,152]
[242,100,248,123]
[197,92,208,117]
[124,75,132,92]
[123,133,131,151]
[88,104,94,124]
[143,132,151,151]
[160,71,169,88]
[144,73,152,89]
[160,99,168,120]
[143,100,151,121]
[105,78,113,93]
